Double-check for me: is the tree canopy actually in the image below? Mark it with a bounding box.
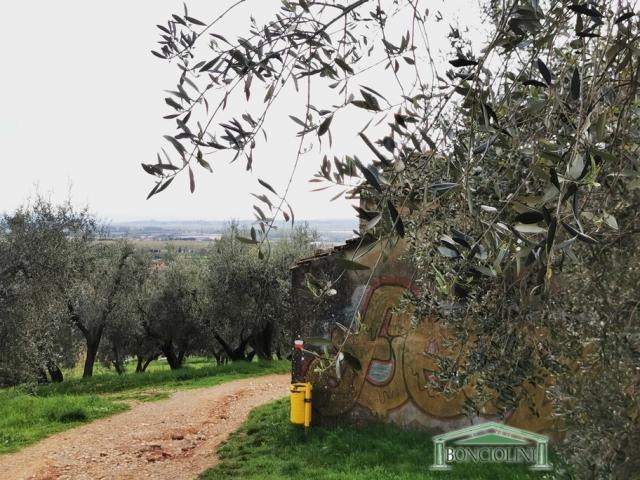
[1,198,318,384]
[148,1,639,476]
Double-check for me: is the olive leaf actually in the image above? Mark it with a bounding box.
[536,58,552,85]
[571,68,581,100]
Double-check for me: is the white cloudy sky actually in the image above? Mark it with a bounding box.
[0,1,483,221]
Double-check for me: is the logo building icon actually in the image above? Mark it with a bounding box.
[430,422,552,471]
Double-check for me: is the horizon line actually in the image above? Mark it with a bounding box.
[105,217,357,223]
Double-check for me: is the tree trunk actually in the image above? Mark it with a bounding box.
[251,322,274,361]
[136,354,155,373]
[177,348,187,367]
[142,355,155,372]
[83,337,101,378]
[47,362,64,383]
[232,339,251,361]
[213,333,236,359]
[211,349,225,366]
[214,333,252,361]
[161,342,181,370]
[112,346,125,375]
[135,355,144,373]
[112,360,125,375]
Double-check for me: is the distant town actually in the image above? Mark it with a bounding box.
[104,219,358,254]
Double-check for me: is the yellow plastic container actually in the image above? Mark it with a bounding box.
[290,382,312,427]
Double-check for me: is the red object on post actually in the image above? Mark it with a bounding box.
[294,339,304,351]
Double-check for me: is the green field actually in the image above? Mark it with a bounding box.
[202,399,556,480]
[0,359,290,454]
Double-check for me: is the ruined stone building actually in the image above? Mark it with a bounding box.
[291,233,555,435]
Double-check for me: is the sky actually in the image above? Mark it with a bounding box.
[0,1,483,222]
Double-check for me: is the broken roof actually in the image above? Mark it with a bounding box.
[292,235,377,268]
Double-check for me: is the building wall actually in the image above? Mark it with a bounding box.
[291,239,555,435]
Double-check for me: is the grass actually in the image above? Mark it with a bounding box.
[202,399,557,480]
[43,358,290,397]
[0,358,290,454]
[0,393,126,454]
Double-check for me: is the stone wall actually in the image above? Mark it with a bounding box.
[291,238,555,435]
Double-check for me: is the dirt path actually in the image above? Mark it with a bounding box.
[0,374,290,480]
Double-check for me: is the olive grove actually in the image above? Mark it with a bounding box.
[0,199,317,385]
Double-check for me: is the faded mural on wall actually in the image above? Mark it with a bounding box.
[291,240,555,435]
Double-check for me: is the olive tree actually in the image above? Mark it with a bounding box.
[0,198,95,385]
[147,1,639,476]
[98,250,152,374]
[138,256,206,369]
[66,241,142,377]
[203,223,317,361]
[203,227,283,361]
